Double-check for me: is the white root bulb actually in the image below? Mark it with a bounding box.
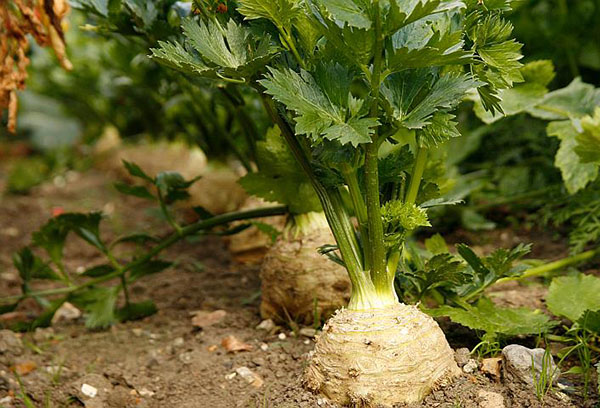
[304,304,460,407]
[227,197,285,263]
[260,226,351,324]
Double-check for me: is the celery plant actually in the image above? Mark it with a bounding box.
[152,0,521,311]
[148,0,524,404]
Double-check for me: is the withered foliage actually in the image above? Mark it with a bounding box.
[1,0,72,133]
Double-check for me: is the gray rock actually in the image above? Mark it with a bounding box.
[502,344,559,387]
[0,330,23,354]
[463,359,478,374]
[454,347,471,367]
[0,330,23,365]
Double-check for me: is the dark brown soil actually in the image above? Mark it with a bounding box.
[0,167,597,408]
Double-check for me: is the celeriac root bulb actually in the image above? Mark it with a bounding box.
[304,303,460,407]
[260,213,351,324]
[227,196,285,263]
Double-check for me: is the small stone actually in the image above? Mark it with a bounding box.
[252,357,265,366]
[260,343,269,351]
[191,310,227,328]
[207,345,218,352]
[0,396,13,405]
[52,302,81,323]
[303,339,310,345]
[1,227,19,237]
[299,327,317,338]
[454,347,471,367]
[132,328,143,337]
[145,358,159,369]
[256,319,275,331]
[45,365,64,376]
[278,333,286,340]
[477,390,504,408]
[463,359,478,374]
[275,369,285,378]
[32,327,54,342]
[502,344,559,387]
[235,366,264,387]
[81,383,98,398]
[139,388,155,397]
[481,357,502,381]
[178,352,194,364]
[225,372,236,380]
[172,337,185,347]
[0,330,23,355]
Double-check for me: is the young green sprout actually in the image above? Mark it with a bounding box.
[151,0,523,404]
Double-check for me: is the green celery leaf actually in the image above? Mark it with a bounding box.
[547,120,599,194]
[151,18,277,80]
[385,71,478,129]
[155,171,200,204]
[110,233,160,248]
[384,0,464,35]
[429,297,556,337]
[575,108,600,164]
[13,247,60,282]
[239,127,321,214]
[114,182,155,200]
[0,302,18,315]
[578,310,600,334]
[81,264,115,278]
[238,0,301,31]
[546,273,600,322]
[56,213,106,253]
[260,67,378,146]
[387,22,472,72]
[123,0,157,28]
[128,260,172,281]
[378,144,414,184]
[424,233,449,255]
[320,0,372,29]
[420,112,461,147]
[122,160,154,182]
[115,300,157,322]
[471,61,554,124]
[70,0,109,16]
[251,221,281,243]
[527,78,600,121]
[71,287,119,329]
[454,243,530,297]
[406,253,468,295]
[32,218,70,267]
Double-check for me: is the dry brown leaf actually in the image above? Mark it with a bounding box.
[191,309,227,328]
[0,0,72,132]
[221,335,253,353]
[13,360,36,375]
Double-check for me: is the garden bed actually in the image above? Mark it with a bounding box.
[0,167,595,408]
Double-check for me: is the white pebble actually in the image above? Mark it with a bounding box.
[260,343,268,351]
[81,383,98,398]
[278,333,286,340]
